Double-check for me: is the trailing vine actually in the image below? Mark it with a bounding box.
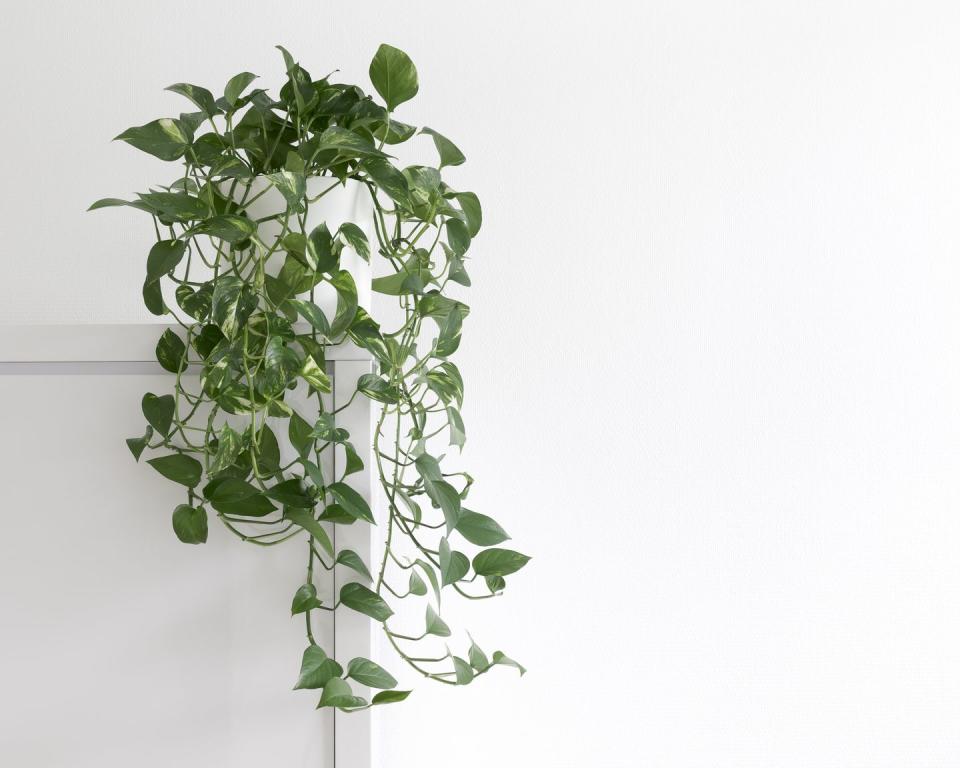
[90,44,528,711]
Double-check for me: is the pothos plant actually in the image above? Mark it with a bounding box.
[90,44,528,711]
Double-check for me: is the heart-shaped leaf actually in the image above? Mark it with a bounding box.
[346,657,397,689]
[369,44,419,111]
[141,392,175,436]
[172,504,207,544]
[340,583,392,622]
[471,548,531,577]
[294,645,343,690]
[147,453,202,488]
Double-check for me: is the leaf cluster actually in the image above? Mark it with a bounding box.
[97,44,528,712]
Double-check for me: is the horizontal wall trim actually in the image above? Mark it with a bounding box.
[0,361,166,375]
[0,324,371,367]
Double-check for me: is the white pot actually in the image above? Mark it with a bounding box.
[229,176,375,316]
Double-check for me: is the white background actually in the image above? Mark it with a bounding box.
[4,1,960,766]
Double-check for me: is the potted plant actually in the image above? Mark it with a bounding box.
[90,43,528,711]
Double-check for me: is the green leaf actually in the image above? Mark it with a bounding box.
[362,158,410,205]
[421,127,465,168]
[314,126,386,158]
[338,223,370,261]
[203,476,258,504]
[356,373,399,404]
[454,191,482,237]
[209,156,253,180]
[408,570,427,596]
[435,305,463,358]
[179,111,205,135]
[455,510,510,546]
[172,504,208,544]
[306,222,337,272]
[369,44,419,111]
[311,413,349,444]
[472,548,531,577]
[346,658,397,689]
[190,132,225,164]
[447,247,471,287]
[317,504,355,525]
[414,453,442,481]
[424,604,450,637]
[294,645,343,690]
[342,442,364,476]
[155,329,187,373]
[327,270,358,338]
[302,457,325,490]
[301,356,332,393]
[340,582,393,622]
[276,45,315,114]
[266,170,306,210]
[492,650,526,676]
[212,492,276,518]
[439,537,470,586]
[284,149,305,173]
[347,309,392,364]
[468,638,490,672]
[445,218,471,256]
[405,167,441,214]
[371,269,423,296]
[289,299,330,337]
[415,559,441,604]
[224,72,257,106]
[145,239,186,284]
[211,276,258,339]
[177,282,213,321]
[87,197,156,214]
[189,214,256,243]
[317,677,363,709]
[291,582,322,615]
[209,425,243,475]
[166,83,219,117]
[255,424,282,474]
[417,292,470,322]
[288,411,314,459]
[327,482,375,524]
[126,425,153,461]
[426,362,464,407]
[142,280,165,315]
[147,453,202,487]
[137,191,210,222]
[285,508,334,557]
[298,331,326,368]
[141,392,174,436]
[453,656,474,685]
[114,118,192,161]
[371,689,411,705]
[261,336,301,393]
[423,477,461,532]
[375,118,417,145]
[265,478,313,508]
[446,406,466,450]
[336,549,372,581]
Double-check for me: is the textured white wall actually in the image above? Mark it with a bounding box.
[5,1,960,766]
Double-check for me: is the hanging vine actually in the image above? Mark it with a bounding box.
[90,43,528,711]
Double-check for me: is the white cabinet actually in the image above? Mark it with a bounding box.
[0,326,373,768]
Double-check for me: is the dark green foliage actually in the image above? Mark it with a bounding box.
[93,43,527,715]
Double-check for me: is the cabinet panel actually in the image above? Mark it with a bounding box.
[0,373,334,767]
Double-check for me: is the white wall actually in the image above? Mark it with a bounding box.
[5,1,960,765]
